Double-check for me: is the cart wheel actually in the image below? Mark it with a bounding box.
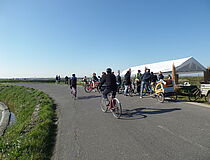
[188,88,201,102]
[157,93,164,103]
[170,93,177,101]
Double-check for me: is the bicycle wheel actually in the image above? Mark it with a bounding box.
[84,84,92,93]
[127,88,133,97]
[188,88,201,102]
[111,98,122,119]
[157,93,164,103]
[100,98,108,112]
[118,86,124,94]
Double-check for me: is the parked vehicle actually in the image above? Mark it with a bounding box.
[201,84,210,104]
[189,83,210,103]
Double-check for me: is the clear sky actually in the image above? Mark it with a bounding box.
[0,0,210,78]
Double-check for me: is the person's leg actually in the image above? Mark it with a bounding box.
[146,81,152,93]
[72,87,77,97]
[102,88,110,99]
[124,85,128,95]
[140,81,145,97]
[137,81,140,93]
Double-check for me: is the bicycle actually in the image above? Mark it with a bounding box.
[84,81,100,93]
[100,93,122,119]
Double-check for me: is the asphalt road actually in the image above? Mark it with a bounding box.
[19,84,210,160]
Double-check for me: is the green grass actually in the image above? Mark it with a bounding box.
[0,78,84,85]
[0,84,56,160]
[179,76,204,87]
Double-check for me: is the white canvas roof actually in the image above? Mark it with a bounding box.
[121,57,206,76]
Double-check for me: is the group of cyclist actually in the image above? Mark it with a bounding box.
[86,68,170,100]
[68,67,170,101]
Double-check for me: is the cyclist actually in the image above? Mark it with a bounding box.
[83,76,88,85]
[99,68,117,105]
[70,74,77,98]
[92,73,99,88]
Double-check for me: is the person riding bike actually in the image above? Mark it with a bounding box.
[99,68,117,105]
[92,73,99,88]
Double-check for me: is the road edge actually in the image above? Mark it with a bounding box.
[185,102,210,109]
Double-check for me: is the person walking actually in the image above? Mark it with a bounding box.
[65,76,69,84]
[70,74,77,99]
[58,75,61,84]
[124,70,131,96]
[55,75,59,84]
[140,69,152,98]
[116,70,122,89]
[135,70,142,95]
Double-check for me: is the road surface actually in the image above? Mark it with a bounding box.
[18,84,210,160]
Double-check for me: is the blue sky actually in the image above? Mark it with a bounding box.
[0,0,210,78]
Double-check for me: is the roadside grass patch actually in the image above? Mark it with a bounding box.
[0,84,56,160]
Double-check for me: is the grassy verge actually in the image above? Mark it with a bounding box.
[0,84,56,160]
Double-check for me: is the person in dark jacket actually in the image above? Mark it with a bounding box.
[101,72,106,81]
[124,70,131,95]
[116,70,122,86]
[99,68,117,100]
[55,75,59,84]
[158,71,164,80]
[70,74,77,98]
[135,70,142,95]
[65,76,69,84]
[83,76,88,85]
[140,69,152,98]
[92,73,99,88]
[100,72,107,91]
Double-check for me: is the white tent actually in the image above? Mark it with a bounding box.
[121,57,206,76]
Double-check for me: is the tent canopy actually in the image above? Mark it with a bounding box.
[121,57,206,76]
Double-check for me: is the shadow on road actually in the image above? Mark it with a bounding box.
[77,95,101,100]
[121,107,181,120]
